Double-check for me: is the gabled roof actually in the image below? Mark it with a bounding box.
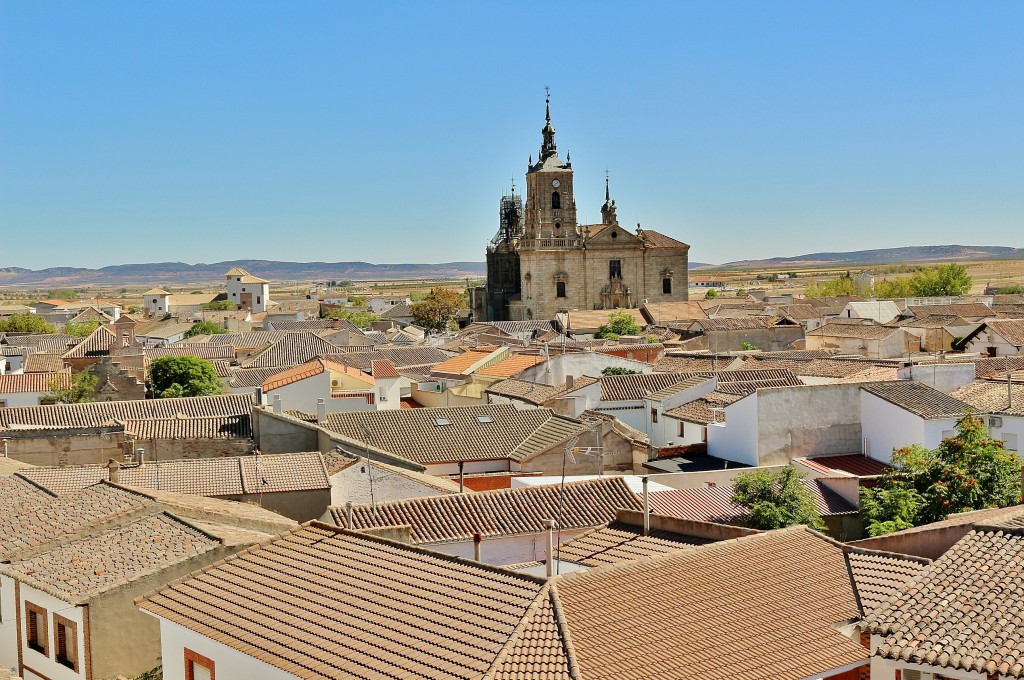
[330,476,642,544]
[906,302,993,318]
[142,288,170,296]
[969,318,1024,346]
[139,523,550,680]
[242,331,349,369]
[261,357,372,393]
[646,479,858,523]
[0,393,254,429]
[62,324,116,358]
[552,520,710,567]
[475,353,547,378]
[637,228,689,249]
[319,404,590,465]
[664,391,742,424]
[430,348,501,375]
[369,358,401,379]
[485,376,599,406]
[861,381,973,419]
[793,454,892,477]
[0,372,71,394]
[865,523,1024,677]
[951,380,1024,417]
[807,322,903,339]
[0,512,220,604]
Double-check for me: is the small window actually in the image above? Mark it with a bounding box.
[476,416,494,424]
[651,408,658,424]
[678,421,685,437]
[556,281,566,298]
[554,222,561,230]
[54,614,78,671]
[611,231,618,239]
[551,191,561,209]
[609,260,622,279]
[25,601,48,656]
[256,296,261,304]
[185,649,216,680]
[236,277,241,281]
[663,278,672,294]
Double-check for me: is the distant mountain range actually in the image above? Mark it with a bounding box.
[0,260,489,287]
[1,245,1020,287]
[693,244,1024,271]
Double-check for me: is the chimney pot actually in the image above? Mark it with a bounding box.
[107,458,121,484]
[346,501,354,528]
[473,532,482,562]
[273,394,283,414]
[541,519,556,577]
[136,448,145,466]
[316,398,326,424]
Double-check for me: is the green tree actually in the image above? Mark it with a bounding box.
[201,299,238,310]
[183,321,229,339]
[731,467,826,531]
[704,288,718,299]
[46,370,98,404]
[735,288,747,297]
[149,356,223,398]
[997,285,1024,294]
[601,366,642,376]
[873,277,915,298]
[861,415,1022,536]
[46,289,77,300]
[804,276,862,298]
[909,263,972,297]
[0,313,55,334]
[324,307,381,329]
[64,319,101,337]
[594,309,643,339]
[411,288,464,332]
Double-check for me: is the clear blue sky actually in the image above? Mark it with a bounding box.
[2,1,1022,269]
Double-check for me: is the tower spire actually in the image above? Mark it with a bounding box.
[605,171,610,201]
[540,88,557,161]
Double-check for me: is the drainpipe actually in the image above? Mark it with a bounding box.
[542,518,556,577]
[642,475,650,536]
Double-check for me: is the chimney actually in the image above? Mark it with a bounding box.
[642,476,650,536]
[473,532,482,562]
[107,458,121,484]
[273,394,283,414]
[345,501,354,528]
[253,387,264,406]
[316,398,326,424]
[458,461,466,493]
[565,374,574,390]
[136,448,145,466]
[542,518,556,577]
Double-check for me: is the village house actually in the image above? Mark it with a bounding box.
[840,300,901,324]
[258,357,402,415]
[951,377,1024,452]
[0,372,70,408]
[137,519,924,680]
[805,321,917,359]
[961,318,1024,356]
[0,480,297,680]
[224,267,271,312]
[677,316,804,352]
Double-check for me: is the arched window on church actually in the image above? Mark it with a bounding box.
[551,191,561,209]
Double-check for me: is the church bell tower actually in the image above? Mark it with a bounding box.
[523,92,578,240]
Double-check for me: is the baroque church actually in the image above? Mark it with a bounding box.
[474,96,690,322]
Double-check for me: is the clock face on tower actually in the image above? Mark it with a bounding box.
[551,179,561,188]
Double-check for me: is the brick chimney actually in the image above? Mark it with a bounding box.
[107,458,121,484]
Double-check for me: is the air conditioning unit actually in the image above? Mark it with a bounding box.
[989,416,1003,428]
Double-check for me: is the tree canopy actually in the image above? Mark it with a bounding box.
[63,319,101,337]
[806,263,972,299]
[861,415,1022,536]
[703,288,718,299]
[601,366,642,376]
[323,307,380,329]
[45,370,98,404]
[908,263,972,297]
[594,309,643,339]
[149,356,223,398]
[411,288,463,332]
[183,321,230,339]
[202,300,238,310]
[731,467,826,531]
[0,313,55,334]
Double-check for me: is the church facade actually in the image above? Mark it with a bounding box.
[476,97,690,322]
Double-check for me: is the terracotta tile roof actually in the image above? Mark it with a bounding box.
[845,549,929,615]
[978,318,1024,346]
[744,355,891,379]
[640,301,708,323]
[369,358,401,379]
[599,372,695,401]
[329,477,642,544]
[893,314,963,328]
[554,527,868,680]
[773,303,826,321]
[142,288,170,296]
[320,404,589,465]
[637,228,688,248]
[598,369,801,402]
[646,479,857,523]
[133,321,195,340]
[21,353,67,373]
[951,380,1024,417]
[1,332,78,353]
[145,344,236,360]
[906,302,994,318]
[0,372,71,394]
[654,355,739,373]
[227,366,284,388]
[430,348,499,374]
[0,393,254,429]
[200,330,288,347]
[866,526,1024,677]
[18,452,325,499]
[687,316,787,331]
[664,391,742,425]
[378,302,412,319]
[485,377,599,406]
[554,520,708,567]
[489,590,572,680]
[268,319,338,331]
[973,356,1024,378]
[62,325,116,358]
[807,322,904,340]
[138,523,549,679]
[242,331,340,368]
[0,475,55,515]
[861,381,974,419]
[260,357,370,393]
[793,454,892,477]
[128,415,253,440]
[0,512,220,603]
[476,353,547,378]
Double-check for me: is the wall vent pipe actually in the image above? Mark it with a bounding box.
[642,476,650,536]
[542,519,556,577]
